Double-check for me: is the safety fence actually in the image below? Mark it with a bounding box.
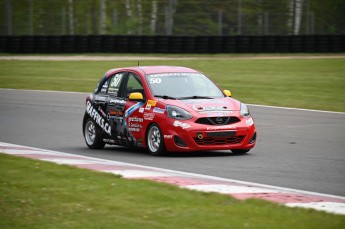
[0,35,344,53]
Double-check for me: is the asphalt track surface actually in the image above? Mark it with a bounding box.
[1,89,344,197]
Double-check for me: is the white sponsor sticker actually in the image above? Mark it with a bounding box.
[86,101,111,135]
[173,120,191,129]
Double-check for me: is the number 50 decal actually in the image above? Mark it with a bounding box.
[110,74,123,87]
[150,78,161,84]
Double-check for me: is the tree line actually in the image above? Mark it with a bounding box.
[1,0,344,36]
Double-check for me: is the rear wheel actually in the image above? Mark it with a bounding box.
[231,149,250,155]
[146,123,166,156]
[84,118,105,149]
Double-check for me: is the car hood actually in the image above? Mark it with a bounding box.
[160,97,241,115]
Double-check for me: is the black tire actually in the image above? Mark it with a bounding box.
[83,118,105,149]
[146,123,166,156]
[231,149,250,155]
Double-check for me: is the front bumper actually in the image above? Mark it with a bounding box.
[161,117,257,152]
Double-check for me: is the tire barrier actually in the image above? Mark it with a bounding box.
[0,35,344,53]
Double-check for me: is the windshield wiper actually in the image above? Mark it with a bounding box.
[179,95,214,100]
[154,95,178,100]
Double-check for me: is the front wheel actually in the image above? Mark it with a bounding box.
[83,118,105,149]
[146,123,166,156]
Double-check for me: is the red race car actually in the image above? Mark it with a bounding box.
[83,66,256,156]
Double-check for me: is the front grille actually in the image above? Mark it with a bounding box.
[194,135,245,145]
[195,116,240,125]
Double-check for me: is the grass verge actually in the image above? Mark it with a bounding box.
[1,153,344,229]
[0,57,344,112]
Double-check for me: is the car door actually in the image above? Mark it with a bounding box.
[104,72,127,144]
[121,72,146,147]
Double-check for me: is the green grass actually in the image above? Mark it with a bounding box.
[0,57,345,112]
[1,153,344,229]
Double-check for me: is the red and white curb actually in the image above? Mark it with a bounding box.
[1,142,345,215]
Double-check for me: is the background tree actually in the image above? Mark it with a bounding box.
[0,0,343,35]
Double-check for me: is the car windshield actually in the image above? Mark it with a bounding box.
[146,72,224,99]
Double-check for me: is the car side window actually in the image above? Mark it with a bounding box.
[107,72,125,96]
[100,78,110,93]
[124,73,145,98]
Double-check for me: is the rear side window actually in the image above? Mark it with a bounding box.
[100,79,109,93]
[107,73,125,96]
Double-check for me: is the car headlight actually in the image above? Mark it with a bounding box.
[240,103,250,118]
[166,105,192,120]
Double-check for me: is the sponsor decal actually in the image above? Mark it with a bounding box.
[129,123,142,128]
[193,105,231,112]
[107,88,118,95]
[145,105,151,110]
[149,73,203,78]
[149,78,162,84]
[110,73,123,87]
[143,113,155,120]
[124,102,145,139]
[128,116,143,123]
[86,101,111,135]
[103,139,116,144]
[147,100,157,106]
[182,99,210,104]
[101,81,109,93]
[153,107,165,114]
[207,112,233,117]
[164,135,173,139]
[125,102,145,118]
[95,95,108,102]
[139,108,144,113]
[109,99,126,105]
[206,126,235,131]
[173,120,191,129]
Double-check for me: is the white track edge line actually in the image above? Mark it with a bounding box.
[1,141,344,200]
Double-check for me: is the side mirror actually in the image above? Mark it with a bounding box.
[223,90,232,97]
[129,92,144,101]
